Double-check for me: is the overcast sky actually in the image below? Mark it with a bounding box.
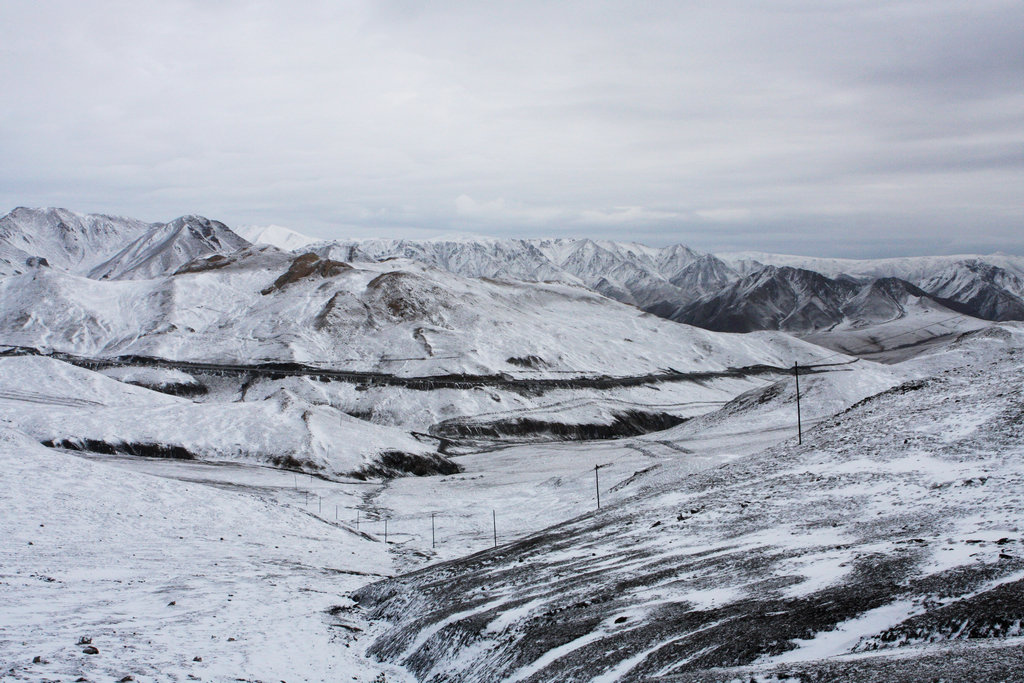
[1,1,1021,257]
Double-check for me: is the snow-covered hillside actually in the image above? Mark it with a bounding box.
[354,323,1024,682]
[0,355,453,479]
[89,215,250,280]
[0,246,836,377]
[0,207,151,276]
[0,429,412,682]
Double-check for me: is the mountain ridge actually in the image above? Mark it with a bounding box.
[4,206,1023,336]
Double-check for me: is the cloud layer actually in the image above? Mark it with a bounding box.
[1,0,1021,256]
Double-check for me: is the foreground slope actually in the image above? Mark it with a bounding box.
[0,430,409,682]
[354,324,1024,682]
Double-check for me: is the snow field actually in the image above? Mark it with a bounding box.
[0,430,412,683]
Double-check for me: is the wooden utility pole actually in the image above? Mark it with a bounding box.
[595,464,604,510]
[431,513,436,549]
[794,361,802,445]
[492,510,497,548]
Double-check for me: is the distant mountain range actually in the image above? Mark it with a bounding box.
[3,207,1023,339]
[314,236,1024,332]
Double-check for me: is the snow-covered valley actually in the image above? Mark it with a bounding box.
[3,207,1024,682]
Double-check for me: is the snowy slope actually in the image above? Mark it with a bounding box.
[0,248,841,376]
[0,355,451,479]
[920,260,1024,320]
[89,215,250,280]
[354,323,1024,682]
[234,223,318,251]
[0,429,410,682]
[0,207,150,276]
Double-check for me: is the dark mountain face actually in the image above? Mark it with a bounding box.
[669,266,859,333]
[668,267,973,333]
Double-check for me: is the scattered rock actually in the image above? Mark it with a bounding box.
[82,646,99,655]
[193,655,202,662]
[32,656,43,664]
[167,601,176,606]
[120,676,135,682]
[77,636,92,645]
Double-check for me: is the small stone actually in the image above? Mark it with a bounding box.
[32,655,43,664]
[168,601,176,606]
[227,637,236,642]
[82,645,99,655]
[77,636,92,645]
[120,676,135,682]
[193,656,202,662]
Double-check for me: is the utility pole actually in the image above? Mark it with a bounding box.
[595,464,604,510]
[492,510,497,548]
[384,519,388,544]
[794,361,802,445]
[431,512,436,549]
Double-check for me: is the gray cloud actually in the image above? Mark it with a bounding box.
[0,0,1020,257]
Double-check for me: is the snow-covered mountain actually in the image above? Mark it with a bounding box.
[0,207,151,276]
[314,236,1024,333]
[5,207,1022,339]
[920,260,1024,320]
[663,266,964,333]
[0,246,833,376]
[235,223,318,251]
[717,250,1024,284]
[89,215,250,280]
[314,237,739,310]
